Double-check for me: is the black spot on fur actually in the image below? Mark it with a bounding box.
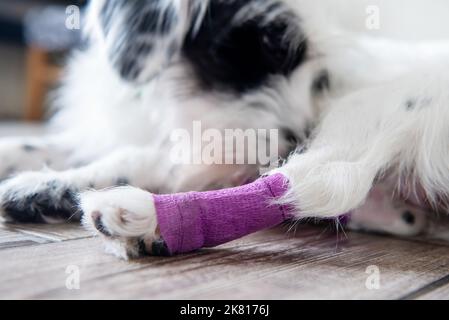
[22,144,37,152]
[282,128,300,147]
[406,97,433,111]
[402,211,415,225]
[117,58,141,81]
[93,214,112,237]
[2,199,46,223]
[151,238,172,257]
[138,239,148,256]
[116,177,130,186]
[101,0,178,82]
[135,42,154,56]
[2,185,79,223]
[405,99,417,111]
[101,0,176,36]
[312,70,331,95]
[184,0,307,93]
[136,4,177,35]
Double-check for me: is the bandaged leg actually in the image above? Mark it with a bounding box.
[153,173,294,255]
[81,170,349,258]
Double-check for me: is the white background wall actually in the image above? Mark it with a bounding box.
[313,0,449,41]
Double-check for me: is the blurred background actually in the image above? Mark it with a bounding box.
[0,0,85,124]
[0,0,448,125]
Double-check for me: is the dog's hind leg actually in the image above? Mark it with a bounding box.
[346,184,428,237]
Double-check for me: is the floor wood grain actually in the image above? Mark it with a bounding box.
[0,222,448,300]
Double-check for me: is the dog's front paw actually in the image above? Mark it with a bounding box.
[80,187,161,260]
[0,171,79,223]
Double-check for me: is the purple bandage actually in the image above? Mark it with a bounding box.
[153,173,293,255]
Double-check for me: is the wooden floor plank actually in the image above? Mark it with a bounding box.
[1,222,91,242]
[406,275,449,300]
[0,227,50,250]
[67,231,448,300]
[417,285,449,299]
[0,225,448,299]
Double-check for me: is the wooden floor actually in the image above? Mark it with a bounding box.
[0,221,448,300]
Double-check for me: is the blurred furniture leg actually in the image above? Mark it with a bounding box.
[25,47,50,121]
[24,47,61,121]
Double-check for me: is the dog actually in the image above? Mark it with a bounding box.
[1,0,449,258]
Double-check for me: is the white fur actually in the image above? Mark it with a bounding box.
[80,187,157,259]
[278,62,449,217]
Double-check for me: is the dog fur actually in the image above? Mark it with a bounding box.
[1,0,449,258]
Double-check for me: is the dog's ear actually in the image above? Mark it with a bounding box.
[89,0,207,83]
[183,0,308,93]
